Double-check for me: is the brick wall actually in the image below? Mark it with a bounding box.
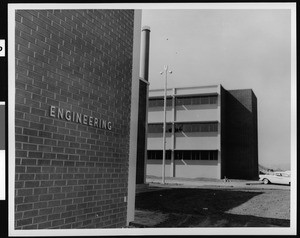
[221,89,259,180]
[15,9,134,229]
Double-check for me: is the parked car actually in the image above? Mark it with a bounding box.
[259,171,291,185]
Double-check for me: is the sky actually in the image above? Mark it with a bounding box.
[141,8,293,170]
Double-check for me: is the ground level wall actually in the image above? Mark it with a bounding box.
[147,158,221,179]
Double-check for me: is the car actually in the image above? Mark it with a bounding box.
[259,171,291,185]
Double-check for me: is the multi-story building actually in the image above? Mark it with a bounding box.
[147,85,259,180]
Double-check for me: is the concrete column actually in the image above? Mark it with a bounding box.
[135,25,151,186]
[170,123,175,177]
[139,26,151,81]
[144,82,149,183]
[170,88,176,177]
[218,150,221,179]
[127,10,142,225]
[141,25,151,183]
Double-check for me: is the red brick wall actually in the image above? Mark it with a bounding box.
[15,9,134,229]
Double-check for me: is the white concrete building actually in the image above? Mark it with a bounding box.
[147,85,221,179]
[146,84,259,180]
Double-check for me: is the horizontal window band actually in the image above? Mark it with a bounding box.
[148,95,218,107]
[148,122,219,133]
[147,150,218,161]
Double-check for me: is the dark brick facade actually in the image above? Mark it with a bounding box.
[221,88,259,180]
[15,9,134,229]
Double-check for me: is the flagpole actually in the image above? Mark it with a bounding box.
[161,65,172,184]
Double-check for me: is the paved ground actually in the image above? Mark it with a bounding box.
[145,175,290,190]
[132,176,290,228]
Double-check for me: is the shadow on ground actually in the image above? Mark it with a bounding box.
[134,188,290,227]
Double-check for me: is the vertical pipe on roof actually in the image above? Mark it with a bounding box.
[139,26,151,81]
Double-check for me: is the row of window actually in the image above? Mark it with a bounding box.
[148,95,217,108]
[176,96,217,106]
[148,122,218,133]
[147,150,218,161]
[149,98,172,107]
[148,150,172,160]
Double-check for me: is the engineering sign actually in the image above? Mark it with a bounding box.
[49,105,112,131]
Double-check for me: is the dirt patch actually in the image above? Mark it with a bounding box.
[133,187,290,227]
[133,210,168,227]
[226,189,290,220]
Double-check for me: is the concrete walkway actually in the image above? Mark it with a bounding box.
[145,176,271,190]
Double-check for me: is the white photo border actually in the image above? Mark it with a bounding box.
[8,2,296,236]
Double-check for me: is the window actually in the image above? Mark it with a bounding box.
[174,150,218,160]
[149,98,172,107]
[147,150,171,160]
[148,150,162,160]
[182,124,192,133]
[201,151,209,160]
[183,97,191,105]
[200,96,209,104]
[201,124,209,132]
[175,151,183,160]
[166,124,172,133]
[191,124,200,132]
[210,123,218,132]
[209,151,218,160]
[191,97,200,105]
[210,96,217,104]
[175,124,183,133]
[175,122,218,133]
[148,124,163,133]
[149,123,218,133]
[176,98,183,106]
[191,151,199,160]
[183,151,190,160]
[176,95,217,106]
[148,123,172,133]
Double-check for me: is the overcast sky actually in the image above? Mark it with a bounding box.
[141,8,293,170]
